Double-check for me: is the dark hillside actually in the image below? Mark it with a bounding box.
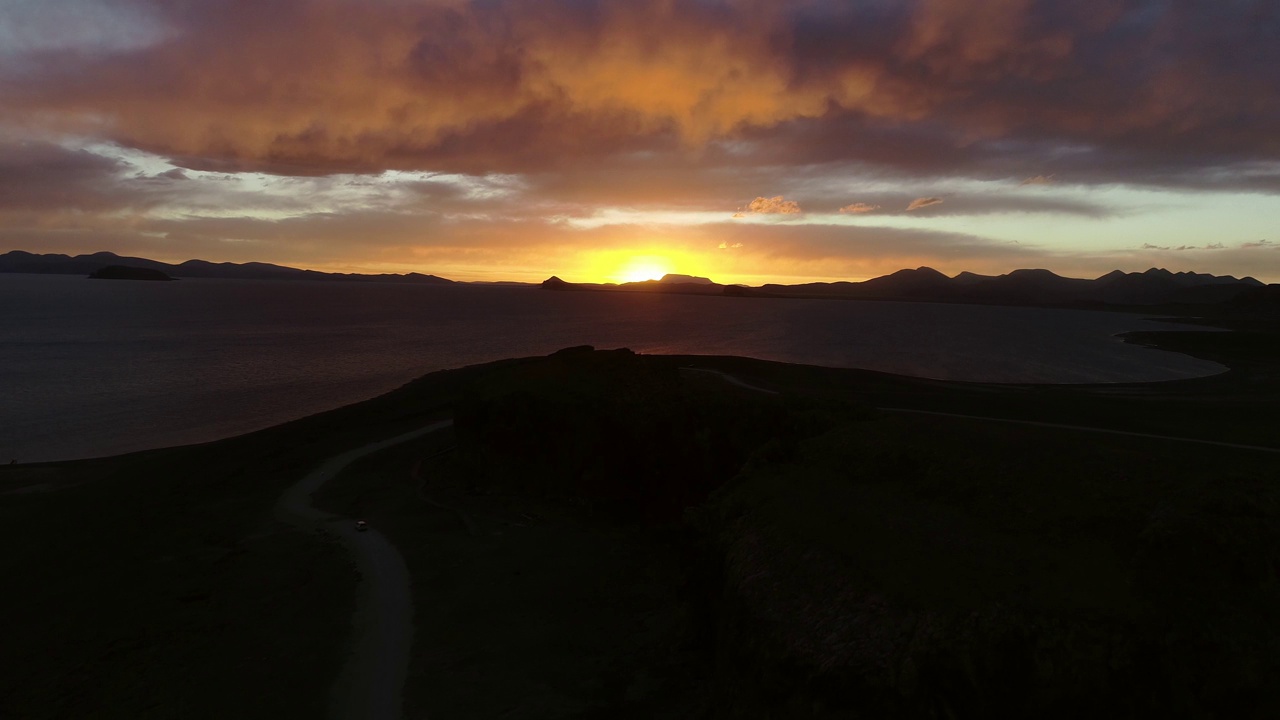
[441,347,1280,718]
[452,347,842,520]
[438,348,1280,717]
[696,414,1280,718]
[5,339,1277,718]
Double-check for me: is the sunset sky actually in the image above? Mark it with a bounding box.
[1,0,1278,284]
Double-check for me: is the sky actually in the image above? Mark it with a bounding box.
[1,0,1278,284]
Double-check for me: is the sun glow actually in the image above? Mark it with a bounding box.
[618,257,672,283]
[576,247,737,284]
[581,252,677,284]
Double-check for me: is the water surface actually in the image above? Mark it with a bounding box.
[0,275,1223,462]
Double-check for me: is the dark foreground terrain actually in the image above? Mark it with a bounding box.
[2,325,1278,718]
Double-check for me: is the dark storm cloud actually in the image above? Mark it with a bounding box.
[0,141,129,211]
[0,0,1275,191]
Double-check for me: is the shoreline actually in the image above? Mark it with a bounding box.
[310,342,1280,717]
[3,273,1251,466]
[2,322,1261,472]
[3,333,1277,717]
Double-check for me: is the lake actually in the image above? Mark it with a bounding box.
[0,274,1224,462]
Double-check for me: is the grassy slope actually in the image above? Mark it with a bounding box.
[313,348,812,717]
[0,439,359,718]
[314,340,1280,718]
[672,332,1280,716]
[315,434,705,719]
[0,360,509,718]
[1,323,1275,717]
[702,411,1280,718]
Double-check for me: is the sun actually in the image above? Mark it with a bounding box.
[580,249,692,284]
[616,256,672,283]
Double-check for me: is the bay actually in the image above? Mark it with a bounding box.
[0,274,1223,462]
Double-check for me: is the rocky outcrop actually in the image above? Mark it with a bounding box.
[539,275,577,290]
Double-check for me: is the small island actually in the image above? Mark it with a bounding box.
[87,265,176,281]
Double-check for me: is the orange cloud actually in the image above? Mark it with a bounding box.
[3,0,1276,188]
[906,197,944,211]
[745,196,802,214]
[3,0,1280,287]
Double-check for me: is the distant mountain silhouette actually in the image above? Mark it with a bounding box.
[860,266,955,297]
[1093,267,1262,304]
[5,249,1264,307]
[542,274,727,295]
[540,275,575,290]
[952,271,995,286]
[969,268,1093,304]
[0,251,455,284]
[545,265,1265,308]
[658,273,714,285]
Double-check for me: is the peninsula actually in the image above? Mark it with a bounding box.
[3,298,1278,717]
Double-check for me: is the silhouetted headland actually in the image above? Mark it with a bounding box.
[5,305,1279,716]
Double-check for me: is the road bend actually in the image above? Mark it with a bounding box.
[277,419,453,720]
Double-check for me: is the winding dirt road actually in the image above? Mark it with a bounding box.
[276,419,453,720]
[679,366,780,395]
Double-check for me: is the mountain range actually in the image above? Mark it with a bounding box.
[0,251,454,285]
[543,267,1267,307]
[1,250,1268,308]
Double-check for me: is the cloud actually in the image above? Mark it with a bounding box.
[718,242,744,249]
[906,197,944,211]
[0,0,173,57]
[744,196,802,215]
[2,1,1280,283]
[697,220,1059,278]
[1141,242,1228,251]
[0,140,132,212]
[1242,239,1274,249]
[0,0,1274,190]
